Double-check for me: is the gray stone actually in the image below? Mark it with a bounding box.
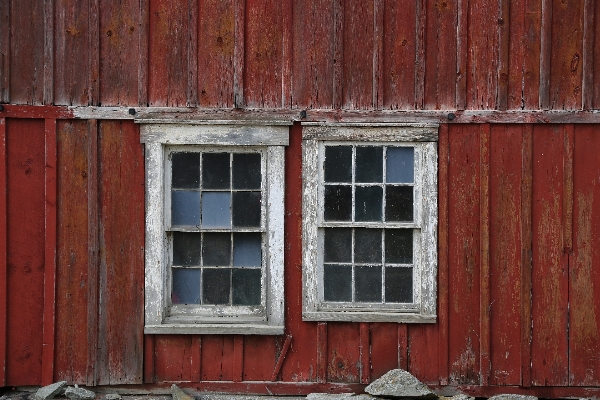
[65,387,96,400]
[35,381,68,400]
[306,395,355,400]
[365,369,436,398]
[449,395,475,400]
[488,395,537,400]
[104,395,121,400]
[171,385,194,400]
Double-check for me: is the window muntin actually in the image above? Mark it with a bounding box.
[302,124,437,323]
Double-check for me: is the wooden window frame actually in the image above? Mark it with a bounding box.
[301,123,438,323]
[141,122,289,335]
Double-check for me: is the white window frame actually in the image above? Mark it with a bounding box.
[302,123,438,323]
[141,122,289,335]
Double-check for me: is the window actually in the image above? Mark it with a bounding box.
[141,122,288,334]
[302,124,438,322]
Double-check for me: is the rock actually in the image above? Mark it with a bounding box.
[65,387,96,400]
[365,369,436,398]
[35,381,68,400]
[488,395,537,400]
[450,395,475,400]
[306,395,355,400]
[104,395,121,400]
[171,385,194,400]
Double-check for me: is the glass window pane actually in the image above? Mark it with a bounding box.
[202,152,230,189]
[385,186,413,222]
[172,152,200,189]
[355,186,383,221]
[202,233,231,266]
[232,269,261,305]
[201,192,231,228]
[202,268,231,305]
[324,264,352,301]
[355,265,382,302]
[233,233,262,267]
[356,147,383,183]
[172,268,200,304]
[385,229,413,264]
[385,267,413,303]
[172,191,200,226]
[232,191,261,227]
[233,153,261,189]
[324,185,352,221]
[173,232,201,266]
[324,146,352,183]
[354,228,382,263]
[324,228,352,263]
[387,147,414,183]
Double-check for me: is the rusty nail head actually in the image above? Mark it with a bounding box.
[129,108,136,115]
[447,113,456,121]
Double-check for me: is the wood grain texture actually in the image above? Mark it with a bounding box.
[243,336,277,381]
[96,120,144,384]
[359,323,369,384]
[539,0,552,109]
[327,323,359,383]
[43,0,54,105]
[594,0,600,109]
[0,118,6,386]
[201,335,234,381]
[244,0,283,108]
[198,0,235,108]
[0,2,9,103]
[479,124,490,386]
[6,119,45,385]
[407,324,439,384]
[581,0,595,110]
[154,335,194,382]
[369,323,397,381]
[187,0,198,106]
[496,0,510,110]
[233,335,243,382]
[530,124,568,386]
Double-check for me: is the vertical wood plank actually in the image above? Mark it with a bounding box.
[187,0,198,106]
[594,0,600,110]
[0,117,6,386]
[316,322,327,383]
[569,124,600,386]
[201,336,234,381]
[437,123,450,385]
[191,336,201,382]
[138,0,149,106]
[359,323,370,384]
[496,0,510,110]
[455,0,467,109]
[6,119,45,385]
[520,124,533,387]
[233,335,243,382]
[41,119,57,386]
[97,121,144,384]
[197,0,235,108]
[373,0,383,110]
[413,0,425,109]
[244,0,283,108]
[89,0,99,105]
[86,120,98,385]
[43,0,54,104]
[368,323,398,381]
[398,325,408,371]
[530,124,569,386]
[563,124,574,253]
[407,324,439,384]
[489,125,526,386]
[479,124,491,386]
[539,0,552,109]
[143,335,155,383]
[332,0,343,109]
[154,336,192,382]
[281,0,292,108]
[0,2,9,103]
[243,336,277,381]
[291,0,334,109]
[581,0,595,109]
[233,0,245,107]
[328,323,360,383]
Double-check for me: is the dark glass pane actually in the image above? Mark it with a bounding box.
[385,267,413,303]
[232,191,261,227]
[385,186,413,221]
[356,147,383,183]
[172,191,200,226]
[385,229,413,264]
[201,192,231,228]
[172,152,200,189]
[355,265,382,302]
[233,233,262,267]
[203,268,231,304]
[355,186,383,221]
[202,233,231,266]
[324,185,352,221]
[324,264,352,301]
[324,228,352,263]
[354,228,382,263]
[232,269,261,305]
[202,152,230,189]
[233,153,261,189]
[324,146,352,183]
[387,147,414,183]
[172,268,200,304]
[173,232,201,266]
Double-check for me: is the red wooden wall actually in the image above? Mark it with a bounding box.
[1,0,600,397]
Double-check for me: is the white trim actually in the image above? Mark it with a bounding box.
[302,125,438,323]
[141,124,289,145]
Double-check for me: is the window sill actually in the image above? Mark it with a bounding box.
[302,311,436,323]
[144,323,284,335]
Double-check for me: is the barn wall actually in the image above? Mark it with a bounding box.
[2,118,600,395]
[1,0,599,110]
